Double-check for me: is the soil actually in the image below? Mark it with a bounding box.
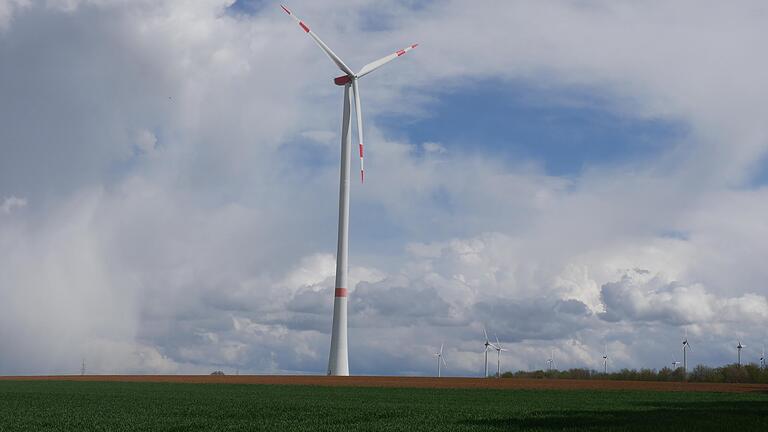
[2,375,767,393]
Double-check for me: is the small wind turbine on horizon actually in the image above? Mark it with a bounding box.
[602,344,609,374]
[682,329,692,377]
[483,329,495,378]
[493,335,508,378]
[434,344,447,378]
[737,339,746,367]
[760,345,765,369]
[281,5,417,376]
[671,356,681,370]
[546,350,554,372]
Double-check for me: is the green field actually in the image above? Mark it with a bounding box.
[1,381,767,431]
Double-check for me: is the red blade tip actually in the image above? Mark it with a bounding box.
[280,5,291,14]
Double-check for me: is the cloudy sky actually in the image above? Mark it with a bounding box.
[1,0,767,376]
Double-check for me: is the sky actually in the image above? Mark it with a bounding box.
[1,0,767,377]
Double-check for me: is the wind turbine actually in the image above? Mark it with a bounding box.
[493,335,508,378]
[546,350,554,373]
[682,329,691,376]
[483,329,495,378]
[671,358,681,369]
[281,5,417,376]
[760,345,765,369]
[737,339,745,367]
[434,344,447,378]
[602,344,608,374]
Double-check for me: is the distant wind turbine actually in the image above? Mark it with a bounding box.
[761,345,765,370]
[546,350,554,372]
[737,339,745,367]
[682,329,691,377]
[281,5,418,376]
[434,344,447,378]
[671,356,681,370]
[602,344,609,374]
[493,335,508,378]
[483,329,495,378]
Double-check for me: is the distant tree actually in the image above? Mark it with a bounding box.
[743,364,763,383]
[722,364,749,383]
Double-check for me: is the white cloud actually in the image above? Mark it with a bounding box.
[0,0,29,31]
[134,128,157,155]
[1,196,26,214]
[599,268,768,326]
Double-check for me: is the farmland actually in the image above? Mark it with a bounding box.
[1,377,767,431]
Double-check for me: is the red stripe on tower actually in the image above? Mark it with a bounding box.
[299,21,310,32]
[335,288,348,297]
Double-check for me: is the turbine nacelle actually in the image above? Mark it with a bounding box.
[334,75,352,86]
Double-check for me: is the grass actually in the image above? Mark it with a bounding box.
[0,381,767,431]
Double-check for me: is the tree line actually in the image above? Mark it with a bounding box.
[501,364,768,383]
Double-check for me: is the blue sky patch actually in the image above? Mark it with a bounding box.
[747,151,768,187]
[380,80,686,177]
[227,0,268,16]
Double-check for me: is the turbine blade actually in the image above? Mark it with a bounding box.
[483,328,489,343]
[440,343,444,356]
[280,5,354,77]
[357,43,418,78]
[442,357,447,367]
[351,79,364,183]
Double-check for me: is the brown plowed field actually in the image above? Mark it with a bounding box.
[2,375,767,393]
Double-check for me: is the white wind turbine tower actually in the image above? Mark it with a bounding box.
[483,329,495,378]
[493,335,508,378]
[681,329,691,376]
[602,344,608,374]
[737,339,745,367]
[761,345,765,370]
[434,344,447,378]
[282,5,417,376]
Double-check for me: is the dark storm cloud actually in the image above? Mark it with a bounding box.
[474,297,593,342]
